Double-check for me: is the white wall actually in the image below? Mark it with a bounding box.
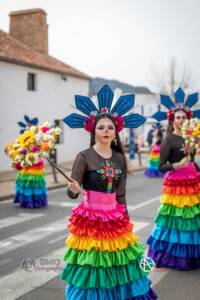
[128,94,161,145]
[0,61,90,171]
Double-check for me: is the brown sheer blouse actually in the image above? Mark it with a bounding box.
[67,147,126,205]
[159,133,186,172]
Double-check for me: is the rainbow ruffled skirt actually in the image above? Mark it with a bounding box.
[147,162,200,270]
[14,162,48,208]
[145,145,164,177]
[61,190,157,299]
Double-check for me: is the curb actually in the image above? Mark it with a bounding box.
[0,167,146,202]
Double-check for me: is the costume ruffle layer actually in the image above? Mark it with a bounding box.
[158,203,200,218]
[14,194,47,208]
[148,248,200,270]
[163,163,200,187]
[61,258,148,289]
[151,225,200,244]
[16,173,46,187]
[66,278,157,300]
[68,221,133,239]
[16,185,47,196]
[64,242,144,268]
[155,214,200,231]
[71,201,126,222]
[161,193,200,207]
[144,169,164,178]
[69,212,132,239]
[163,183,200,195]
[66,233,139,251]
[147,236,200,258]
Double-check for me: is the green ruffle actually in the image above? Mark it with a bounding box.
[155,214,200,231]
[64,242,145,268]
[16,174,46,187]
[158,203,200,219]
[61,258,148,289]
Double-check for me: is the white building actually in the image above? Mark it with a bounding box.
[120,93,161,146]
[0,8,90,171]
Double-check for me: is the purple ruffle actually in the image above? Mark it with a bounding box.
[144,169,164,178]
[148,248,200,271]
[14,193,48,208]
[147,236,200,258]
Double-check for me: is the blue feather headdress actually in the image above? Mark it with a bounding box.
[151,87,200,123]
[17,115,39,134]
[63,85,146,132]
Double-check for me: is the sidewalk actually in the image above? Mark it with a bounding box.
[0,154,148,200]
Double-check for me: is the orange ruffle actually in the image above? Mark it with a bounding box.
[163,183,200,195]
[68,222,133,239]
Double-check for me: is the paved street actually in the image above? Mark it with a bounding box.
[0,171,199,300]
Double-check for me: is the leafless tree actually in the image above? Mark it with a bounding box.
[148,57,195,95]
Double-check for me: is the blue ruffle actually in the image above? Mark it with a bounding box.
[16,185,47,196]
[151,225,200,245]
[147,236,200,257]
[66,277,156,300]
[14,193,47,203]
[145,168,164,177]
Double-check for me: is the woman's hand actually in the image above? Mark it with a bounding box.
[68,178,82,195]
[173,157,190,169]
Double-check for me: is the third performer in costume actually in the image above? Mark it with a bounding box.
[147,88,200,270]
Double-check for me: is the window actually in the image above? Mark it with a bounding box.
[27,73,36,91]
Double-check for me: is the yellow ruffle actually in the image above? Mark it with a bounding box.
[20,169,44,175]
[161,193,200,207]
[66,233,139,252]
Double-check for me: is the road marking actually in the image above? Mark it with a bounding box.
[48,233,67,244]
[0,218,68,256]
[127,196,160,212]
[50,201,77,207]
[0,258,11,267]
[133,221,150,232]
[0,213,44,230]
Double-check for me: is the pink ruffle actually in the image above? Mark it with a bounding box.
[151,145,161,153]
[71,201,126,222]
[164,162,200,187]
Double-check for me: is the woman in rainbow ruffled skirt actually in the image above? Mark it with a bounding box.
[147,90,200,270]
[60,85,157,299]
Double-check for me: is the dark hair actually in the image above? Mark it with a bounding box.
[155,129,163,145]
[167,108,187,134]
[90,113,127,173]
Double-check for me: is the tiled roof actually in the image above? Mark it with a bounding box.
[0,29,90,80]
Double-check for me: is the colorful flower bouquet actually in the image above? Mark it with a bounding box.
[182,118,200,157]
[6,122,61,170]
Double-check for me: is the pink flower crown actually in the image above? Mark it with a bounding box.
[83,108,125,133]
[166,103,193,123]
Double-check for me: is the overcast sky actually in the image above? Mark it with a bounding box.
[1,0,200,91]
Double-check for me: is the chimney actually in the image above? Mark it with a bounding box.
[9,8,48,54]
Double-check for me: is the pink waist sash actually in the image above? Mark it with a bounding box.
[83,190,117,210]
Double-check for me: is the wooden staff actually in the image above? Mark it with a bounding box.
[46,157,72,182]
